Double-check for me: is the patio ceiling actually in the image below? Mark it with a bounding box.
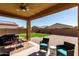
[0,3,78,20]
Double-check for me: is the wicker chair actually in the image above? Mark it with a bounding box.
[40,38,49,52]
[56,42,75,56]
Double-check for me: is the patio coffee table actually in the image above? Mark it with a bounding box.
[49,46,56,56]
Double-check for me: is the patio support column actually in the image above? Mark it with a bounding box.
[26,17,31,41]
[78,5,79,56]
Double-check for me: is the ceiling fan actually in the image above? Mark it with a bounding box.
[16,3,40,12]
[16,3,30,12]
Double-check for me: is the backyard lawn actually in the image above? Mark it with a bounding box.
[18,33,48,39]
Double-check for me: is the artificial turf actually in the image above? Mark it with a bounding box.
[18,33,48,39]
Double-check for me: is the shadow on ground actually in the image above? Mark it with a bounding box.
[29,51,46,56]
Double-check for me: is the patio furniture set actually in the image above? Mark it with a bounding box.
[0,34,75,56]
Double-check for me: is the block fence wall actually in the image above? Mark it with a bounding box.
[32,28,77,37]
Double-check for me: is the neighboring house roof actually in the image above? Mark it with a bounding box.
[32,26,47,30]
[32,23,73,30]
[0,20,18,29]
[32,26,39,29]
[46,23,73,29]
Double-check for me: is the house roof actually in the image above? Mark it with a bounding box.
[0,20,18,29]
[0,20,17,26]
[47,23,73,29]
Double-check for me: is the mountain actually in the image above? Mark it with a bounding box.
[38,26,48,28]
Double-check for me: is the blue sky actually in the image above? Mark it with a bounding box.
[32,6,78,27]
[0,6,78,28]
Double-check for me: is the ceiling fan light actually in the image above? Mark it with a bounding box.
[22,9,26,12]
[26,7,30,11]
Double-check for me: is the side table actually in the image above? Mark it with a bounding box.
[49,46,56,56]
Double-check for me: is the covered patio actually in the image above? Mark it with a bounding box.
[0,3,78,56]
